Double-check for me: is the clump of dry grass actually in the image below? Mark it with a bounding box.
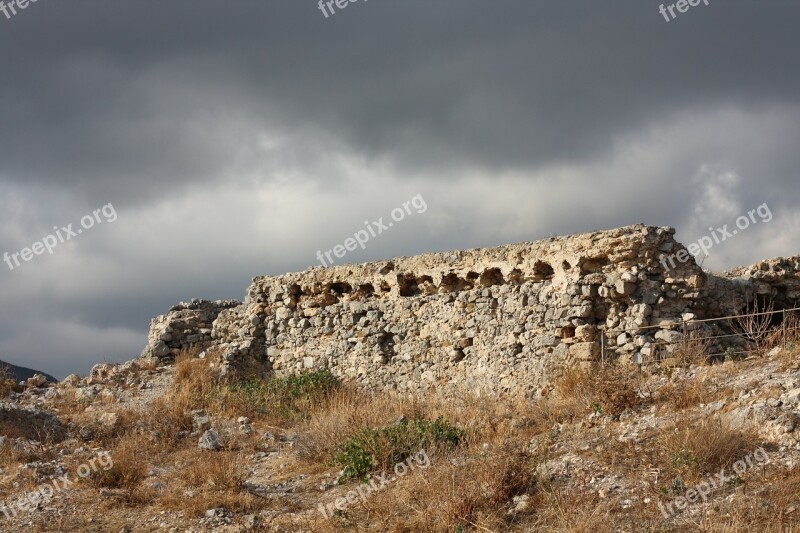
[297,388,528,468]
[312,441,541,533]
[178,450,245,491]
[530,363,644,430]
[84,438,148,503]
[774,312,800,369]
[171,349,221,412]
[691,465,800,532]
[296,388,408,461]
[657,373,727,411]
[526,488,618,532]
[657,415,759,483]
[159,449,260,517]
[0,364,16,398]
[88,398,192,452]
[670,330,713,366]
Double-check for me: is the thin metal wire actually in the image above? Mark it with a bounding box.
[602,306,800,337]
[597,307,800,364]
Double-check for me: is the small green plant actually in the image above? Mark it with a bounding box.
[672,447,698,470]
[333,417,463,482]
[590,401,602,415]
[221,369,339,421]
[724,347,736,361]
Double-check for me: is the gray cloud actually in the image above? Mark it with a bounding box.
[0,0,798,377]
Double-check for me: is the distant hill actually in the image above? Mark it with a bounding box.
[0,360,57,383]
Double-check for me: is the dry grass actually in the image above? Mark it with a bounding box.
[171,348,221,412]
[178,449,245,490]
[737,299,776,356]
[296,388,407,461]
[88,398,192,452]
[0,364,16,398]
[670,330,713,366]
[657,374,728,411]
[526,489,619,533]
[307,440,541,533]
[84,436,148,503]
[657,415,760,483]
[14,335,800,531]
[774,312,800,370]
[530,363,644,431]
[160,448,261,517]
[689,465,800,532]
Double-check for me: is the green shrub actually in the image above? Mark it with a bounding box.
[333,417,463,482]
[221,369,339,421]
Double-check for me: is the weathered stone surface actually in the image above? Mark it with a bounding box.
[198,429,223,451]
[140,299,240,361]
[138,224,800,395]
[569,342,601,361]
[25,374,48,388]
[0,403,66,443]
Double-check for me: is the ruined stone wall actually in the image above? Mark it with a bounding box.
[139,225,800,395]
[140,299,240,360]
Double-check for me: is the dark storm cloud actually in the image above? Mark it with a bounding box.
[0,0,798,202]
[1,0,799,378]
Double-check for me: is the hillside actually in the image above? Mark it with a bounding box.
[0,225,799,532]
[0,360,57,384]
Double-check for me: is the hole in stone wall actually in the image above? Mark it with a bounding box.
[288,284,304,296]
[440,273,467,292]
[350,284,375,301]
[286,283,305,306]
[356,283,374,296]
[377,333,395,363]
[579,256,609,274]
[397,274,422,297]
[479,268,505,288]
[329,282,352,295]
[417,275,436,295]
[562,261,572,271]
[532,261,555,281]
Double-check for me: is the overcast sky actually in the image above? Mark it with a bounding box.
[0,0,798,378]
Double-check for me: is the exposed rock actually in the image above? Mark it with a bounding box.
[25,374,49,388]
[198,429,223,451]
[139,299,241,361]
[0,403,66,443]
[136,224,800,395]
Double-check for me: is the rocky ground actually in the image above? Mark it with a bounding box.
[3,339,800,532]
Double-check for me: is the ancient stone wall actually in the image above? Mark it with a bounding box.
[139,225,800,395]
[140,299,240,360]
